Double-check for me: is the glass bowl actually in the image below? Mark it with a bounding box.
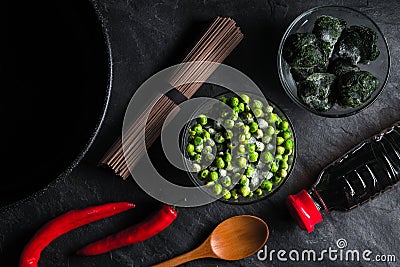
[277,5,390,118]
[181,92,296,204]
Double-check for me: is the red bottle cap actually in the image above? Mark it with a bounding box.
[286,190,323,233]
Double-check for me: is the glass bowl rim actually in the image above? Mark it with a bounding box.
[277,5,391,118]
[180,92,297,205]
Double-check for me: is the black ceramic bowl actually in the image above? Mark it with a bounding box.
[1,0,112,208]
[181,92,296,204]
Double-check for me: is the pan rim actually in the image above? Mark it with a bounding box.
[0,0,113,212]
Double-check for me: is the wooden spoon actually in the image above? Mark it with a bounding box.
[152,215,269,267]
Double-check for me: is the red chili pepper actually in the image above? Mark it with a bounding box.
[77,204,178,256]
[19,202,135,267]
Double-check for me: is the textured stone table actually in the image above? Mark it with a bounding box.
[1,0,399,266]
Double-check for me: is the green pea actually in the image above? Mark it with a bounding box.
[252,99,263,109]
[282,154,289,162]
[193,124,203,134]
[255,141,265,152]
[264,105,273,113]
[194,144,203,153]
[240,185,251,197]
[208,128,216,135]
[272,176,282,184]
[189,151,197,157]
[214,132,225,143]
[262,151,274,163]
[221,110,229,118]
[221,176,232,187]
[198,115,208,125]
[248,143,256,153]
[233,106,240,114]
[269,161,278,172]
[194,136,203,146]
[226,141,233,150]
[254,129,263,139]
[240,94,250,104]
[231,189,239,199]
[242,125,250,134]
[231,112,239,121]
[224,129,233,140]
[199,169,209,179]
[255,188,263,196]
[249,122,258,133]
[237,157,247,168]
[201,130,209,141]
[268,113,279,124]
[238,144,246,154]
[205,153,214,162]
[262,135,272,143]
[186,143,194,154]
[219,97,227,104]
[266,126,275,136]
[261,180,273,191]
[224,152,232,163]
[230,97,239,107]
[210,171,218,181]
[280,161,289,170]
[240,175,248,185]
[206,181,215,187]
[192,163,201,172]
[194,154,202,163]
[189,130,196,136]
[245,132,252,139]
[203,146,212,154]
[249,152,259,163]
[225,119,234,129]
[245,166,255,177]
[276,136,285,145]
[284,139,294,150]
[276,146,285,155]
[280,121,289,131]
[254,108,264,118]
[238,102,245,113]
[216,157,225,169]
[222,189,231,200]
[226,161,233,171]
[277,169,287,178]
[213,184,223,195]
[285,148,293,156]
[275,154,283,161]
[282,131,292,140]
[239,134,246,142]
[244,112,253,121]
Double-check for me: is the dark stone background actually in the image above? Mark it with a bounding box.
[1,0,399,266]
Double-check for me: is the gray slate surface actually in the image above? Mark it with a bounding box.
[1,0,399,266]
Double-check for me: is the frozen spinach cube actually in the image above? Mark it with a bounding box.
[328,58,360,77]
[282,33,317,64]
[337,71,379,108]
[313,16,346,46]
[297,73,336,112]
[334,25,380,64]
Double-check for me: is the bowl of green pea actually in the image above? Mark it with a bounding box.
[182,92,296,204]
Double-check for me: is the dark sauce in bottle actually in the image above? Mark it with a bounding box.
[287,122,400,232]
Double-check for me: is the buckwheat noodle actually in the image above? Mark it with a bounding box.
[100,17,243,179]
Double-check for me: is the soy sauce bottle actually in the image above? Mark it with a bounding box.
[287,122,400,232]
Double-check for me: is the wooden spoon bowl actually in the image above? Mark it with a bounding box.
[153,215,269,266]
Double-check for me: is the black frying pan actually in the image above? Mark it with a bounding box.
[1,0,112,207]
